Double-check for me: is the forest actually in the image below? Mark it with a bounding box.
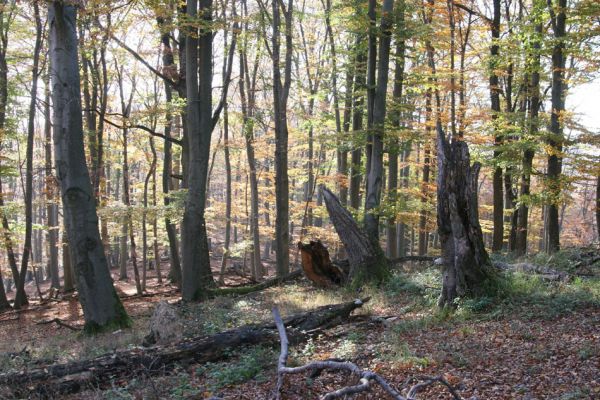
[0,0,599,398]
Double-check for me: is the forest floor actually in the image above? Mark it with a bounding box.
[0,247,599,400]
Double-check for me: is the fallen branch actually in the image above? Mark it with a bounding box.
[494,261,570,281]
[35,318,81,331]
[272,307,462,400]
[208,269,303,296]
[0,298,367,397]
[389,256,437,265]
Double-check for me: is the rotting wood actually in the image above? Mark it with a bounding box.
[298,240,347,286]
[0,298,368,398]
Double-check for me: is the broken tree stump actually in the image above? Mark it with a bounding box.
[298,240,347,287]
[0,298,368,398]
[322,187,388,283]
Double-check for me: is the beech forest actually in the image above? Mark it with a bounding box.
[0,0,599,399]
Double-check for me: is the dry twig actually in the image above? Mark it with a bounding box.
[272,304,462,400]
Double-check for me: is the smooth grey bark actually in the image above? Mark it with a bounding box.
[364,0,394,243]
[181,0,216,300]
[44,62,60,289]
[49,3,129,331]
[271,0,293,278]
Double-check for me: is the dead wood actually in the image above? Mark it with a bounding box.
[322,187,388,282]
[0,298,367,398]
[272,306,462,400]
[208,269,303,296]
[35,318,81,331]
[298,240,347,286]
[494,262,570,281]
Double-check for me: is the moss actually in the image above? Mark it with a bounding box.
[83,290,132,334]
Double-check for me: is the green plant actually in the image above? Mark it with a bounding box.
[199,346,275,390]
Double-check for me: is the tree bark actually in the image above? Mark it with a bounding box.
[157,17,182,288]
[48,2,129,331]
[44,60,60,289]
[490,0,504,253]
[271,0,293,278]
[364,0,394,243]
[181,0,216,300]
[322,187,388,282]
[546,0,567,254]
[436,123,494,307]
[14,2,42,309]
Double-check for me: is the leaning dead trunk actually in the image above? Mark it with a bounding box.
[48,3,129,331]
[436,123,494,307]
[322,187,388,283]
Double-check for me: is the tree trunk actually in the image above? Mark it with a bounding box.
[516,22,541,257]
[0,5,18,300]
[364,0,394,243]
[49,2,129,331]
[322,187,388,283]
[239,38,264,280]
[45,61,60,289]
[386,36,405,259]
[117,67,142,295]
[436,123,494,307]
[546,0,566,254]
[490,0,504,253]
[181,0,216,300]
[349,35,366,210]
[271,0,293,278]
[14,2,42,309]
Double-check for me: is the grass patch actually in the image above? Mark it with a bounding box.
[197,346,276,390]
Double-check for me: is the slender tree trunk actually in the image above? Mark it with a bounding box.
[386,10,405,258]
[516,21,541,257]
[349,38,365,210]
[546,0,566,253]
[117,67,141,295]
[271,0,293,278]
[14,2,42,309]
[364,0,394,243]
[490,0,503,252]
[45,62,60,289]
[49,2,129,331]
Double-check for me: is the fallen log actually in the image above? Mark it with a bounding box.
[0,298,368,398]
[494,262,570,281]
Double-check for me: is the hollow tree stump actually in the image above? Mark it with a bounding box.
[436,123,494,307]
[298,241,346,287]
